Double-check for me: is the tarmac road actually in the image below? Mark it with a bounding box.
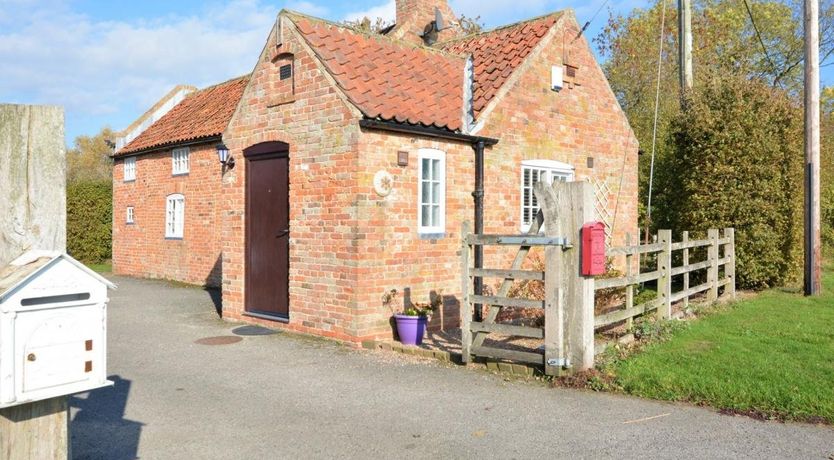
[70,276,834,459]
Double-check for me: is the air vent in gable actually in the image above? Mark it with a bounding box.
[280,64,292,80]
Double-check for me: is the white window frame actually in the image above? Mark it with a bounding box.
[126,206,135,224]
[124,157,136,182]
[165,194,185,239]
[520,159,575,232]
[417,148,446,234]
[172,147,190,175]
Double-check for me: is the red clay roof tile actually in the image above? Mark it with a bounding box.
[292,15,465,131]
[118,75,249,155]
[440,13,562,116]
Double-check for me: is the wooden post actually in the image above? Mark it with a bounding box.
[0,397,69,459]
[682,231,690,309]
[0,105,69,458]
[804,0,822,296]
[656,230,672,319]
[460,221,472,365]
[725,228,736,299]
[540,185,565,376]
[708,229,720,301]
[678,0,693,92]
[625,233,634,330]
[536,180,595,372]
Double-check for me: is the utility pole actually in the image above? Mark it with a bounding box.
[804,0,821,295]
[678,0,693,92]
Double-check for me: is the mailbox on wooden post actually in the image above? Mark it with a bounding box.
[581,222,606,276]
[0,251,115,409]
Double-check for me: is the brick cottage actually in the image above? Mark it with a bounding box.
[112,0,638,344]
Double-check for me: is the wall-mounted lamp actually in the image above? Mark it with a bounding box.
[216,143,235,169]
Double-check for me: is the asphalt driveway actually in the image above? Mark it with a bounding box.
[70,276,834,459]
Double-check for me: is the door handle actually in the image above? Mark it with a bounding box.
[277,229,290,238]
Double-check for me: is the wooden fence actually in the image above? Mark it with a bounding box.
[595,228,736,329]
[460,180,738,376]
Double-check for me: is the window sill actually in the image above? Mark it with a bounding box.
[418,232,446,240]
[123,179,135,183]
[172,172,189,177]
[165,237,184,241]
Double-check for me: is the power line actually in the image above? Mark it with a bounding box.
[577,0,612,39]
[645,0,669,242]
[742,0,781,80]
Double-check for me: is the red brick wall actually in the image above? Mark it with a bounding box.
[112,143,223,287]
[346,13,639,340]
[476,13,639,250]
[221,19,364,342]
[353,131,473,338]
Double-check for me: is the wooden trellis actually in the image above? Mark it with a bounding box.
[589,177,613,245]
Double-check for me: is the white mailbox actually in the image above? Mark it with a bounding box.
[0,251,115,408]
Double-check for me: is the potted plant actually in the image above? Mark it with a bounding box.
[382,289,442,346]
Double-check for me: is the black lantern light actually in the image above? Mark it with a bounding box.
[216,143,235,169]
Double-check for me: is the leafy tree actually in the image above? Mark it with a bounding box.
[66,127,114,184]
[457,15,484,35]
[342,16,394,33]
[821,87,834,245]
[824,86,834,115]
[659,75,803,289]
[343,14,483,36]
[67,181,112,263]
[596,0,834,228]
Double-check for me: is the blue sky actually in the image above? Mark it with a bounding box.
[0,0,831,144]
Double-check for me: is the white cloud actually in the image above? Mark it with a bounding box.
[0,0,277,136]
[343,0,396,22]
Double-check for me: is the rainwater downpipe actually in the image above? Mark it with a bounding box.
[473,140,485,322]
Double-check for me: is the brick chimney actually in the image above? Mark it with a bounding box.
[390,0,462,46]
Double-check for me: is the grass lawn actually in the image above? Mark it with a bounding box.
[609,270,834,424]
[87,262,112,274]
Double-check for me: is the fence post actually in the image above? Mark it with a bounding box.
[708,229,719,302]
[682,231,690,310]
[544,239,563,376]
[725,228,736,299]
[625,233,634,330]
[566,182,596,371]
[460,221,472,365]
[656,230,672,319]
[536,182,567,375]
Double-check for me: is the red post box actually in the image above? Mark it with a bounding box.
[581,222,607,276]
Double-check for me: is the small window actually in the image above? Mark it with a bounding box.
[279,64,293,80]
[172,147,190,175]
[520,160,575,232]
[417,149,446,234]
[124,157,136,182]
[126,207,135,224]
[165,194,185,239]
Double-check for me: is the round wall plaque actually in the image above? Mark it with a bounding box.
[373,170,394,197]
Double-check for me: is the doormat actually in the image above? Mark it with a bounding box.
[195,336,243,345]
[232,325,278,336]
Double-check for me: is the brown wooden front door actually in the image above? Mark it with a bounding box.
[244,142,290,320]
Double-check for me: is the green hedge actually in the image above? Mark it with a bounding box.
[656,76,803,290]
[67,180,112,264]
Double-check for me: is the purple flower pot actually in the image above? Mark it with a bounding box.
[394,314,427,346]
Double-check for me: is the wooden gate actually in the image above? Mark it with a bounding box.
[460,180,596,376]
